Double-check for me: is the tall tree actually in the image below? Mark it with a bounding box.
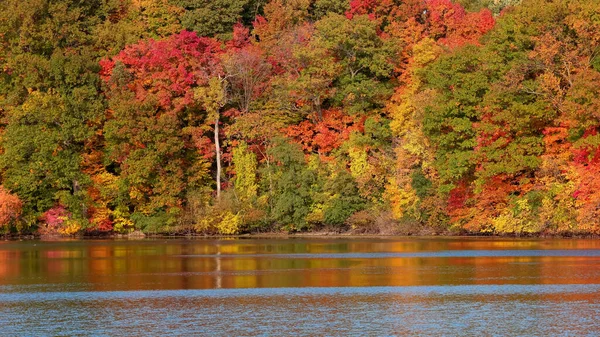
[100,31,223,220]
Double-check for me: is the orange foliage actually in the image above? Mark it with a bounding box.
[0,186,22,228]
[284,110,364,159]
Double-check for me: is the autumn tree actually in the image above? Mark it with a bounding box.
[223,24,272,113]
[100,31,223,226]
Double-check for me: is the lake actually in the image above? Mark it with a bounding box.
[1,237,600,336]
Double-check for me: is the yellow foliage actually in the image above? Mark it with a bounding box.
[384,177,419,220]
[348,146,369,179]
[216,211,242,235]
[195,77,226,120]
[59,219,82,236]
[129,186,145,204]
[232,142,258,202]
[194,214,214,233]
[196,210,242,235]
[539,183,577,233]
[113,209,135,233]
[491,199,542,234]
[94,172,119,197]
[386,38,442,218]
[306,204,324,224]
[90,206,112,226]
[412,38,443,68]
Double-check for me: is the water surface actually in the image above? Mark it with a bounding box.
[1,237,599,335]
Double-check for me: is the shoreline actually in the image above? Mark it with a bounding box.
[3,230,600,241]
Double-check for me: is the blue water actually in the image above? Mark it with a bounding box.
[2,285,599,336]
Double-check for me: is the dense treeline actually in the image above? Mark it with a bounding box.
[1,0,599,236]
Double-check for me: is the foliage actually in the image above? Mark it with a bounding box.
[263,137,316,231]
[0,186,22,229]
[232,141,259,201]
[171,0,253,38]
[100,31,222,219]
[38,205,72,235]
[2,0,600,235]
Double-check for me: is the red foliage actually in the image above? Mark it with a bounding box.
[573,162,600,231]
[542,126,570,153]
[447,180,471,213]
[447,175,522,232]
[345,0,494,48]
[347,0,425,22]
[284,110,364,159]
[39,206,70,235]
[347,0,380,19]
[474,115,510,153]
[573,127,600,166]
[87,206,114,232]
[100,30,223,113]
[228,23,251,49]
[570,127,600,228]
[100,30,223,171]
[426,0,495,48]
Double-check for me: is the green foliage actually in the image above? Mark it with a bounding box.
[263,137,316,230]
[322,169,366,226]
[410,169,432,200]
[0,0,143,229]
[0,90,92,214]
[172,0,252,37]
[420,46,487,184]
[131,210,178,233]
[314,13,399,114]
[311,0,350,20]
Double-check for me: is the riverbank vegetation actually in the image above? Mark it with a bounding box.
[1,0,599,236]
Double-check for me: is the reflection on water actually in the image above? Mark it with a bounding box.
[1,237,600,335]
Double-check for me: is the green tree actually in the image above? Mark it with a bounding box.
[322,169,365,226]
[310,0,349,20]
[172,0,254,37]
[262,137,316,230]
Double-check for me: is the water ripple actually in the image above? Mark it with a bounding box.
[2,284,600,302]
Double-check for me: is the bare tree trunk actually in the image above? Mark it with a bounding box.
[214,115,221,199]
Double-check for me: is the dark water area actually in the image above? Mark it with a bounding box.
[1,237,600,336]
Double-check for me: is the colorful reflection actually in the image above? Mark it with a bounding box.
[1,238,600,292]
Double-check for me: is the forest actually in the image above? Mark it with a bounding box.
[1,0,599,236]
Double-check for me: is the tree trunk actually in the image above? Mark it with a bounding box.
[215,115,221,199]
